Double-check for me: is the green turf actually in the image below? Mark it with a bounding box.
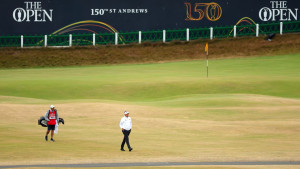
[0,54,299,102]
[1,54,300,166]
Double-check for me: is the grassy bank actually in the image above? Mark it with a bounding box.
[0,33,299,68]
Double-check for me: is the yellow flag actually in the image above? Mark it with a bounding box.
[205,43,208,52]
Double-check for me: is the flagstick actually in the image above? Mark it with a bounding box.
[206,48,208,78]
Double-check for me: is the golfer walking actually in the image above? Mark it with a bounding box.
[44,105,59,142]
[120,111,133,151]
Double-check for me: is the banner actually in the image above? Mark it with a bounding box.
[0,0,299,35]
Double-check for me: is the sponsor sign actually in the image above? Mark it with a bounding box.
[13,2,53,22]
[259,1,298,21]
[0,0,298,35]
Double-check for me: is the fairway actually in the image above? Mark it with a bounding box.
[0,54,300,167]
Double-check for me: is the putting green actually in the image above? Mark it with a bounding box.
[0,54,299,102]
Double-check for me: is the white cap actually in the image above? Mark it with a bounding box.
[50,105,55,108]
[124,111,129,115]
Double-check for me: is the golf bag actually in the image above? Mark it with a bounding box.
[38,116,64,127]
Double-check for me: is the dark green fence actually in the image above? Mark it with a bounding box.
[236,24,257,37]
[72,33,93,46]
[190,28,210,40]
[0,35,21,47]
[23,35,44,47]
[48,34,69,47]
[260,22,281,35]
[283,21,300,33]
[166,29,186,42]
[214,26,233,38]
[119,31,139,44]
[96,33,115,45]
[0,20,299,48]
[142,30,163,42]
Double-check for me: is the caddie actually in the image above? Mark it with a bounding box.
[44,105,59,142]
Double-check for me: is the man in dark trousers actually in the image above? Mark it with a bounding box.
[119,111,133,151]
[44,105,59,142]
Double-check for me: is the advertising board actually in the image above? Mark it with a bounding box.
[0,0,298,35]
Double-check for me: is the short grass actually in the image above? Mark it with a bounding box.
[0,54,299,101]
[4,166,300,169]
[0,54,300,167]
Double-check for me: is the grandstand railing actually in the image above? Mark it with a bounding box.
[0,20,299,48]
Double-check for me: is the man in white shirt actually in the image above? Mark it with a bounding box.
[119,111,133,151]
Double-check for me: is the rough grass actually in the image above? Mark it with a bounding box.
[0,33,299,68]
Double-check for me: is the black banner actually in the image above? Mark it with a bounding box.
[0,0,299,35]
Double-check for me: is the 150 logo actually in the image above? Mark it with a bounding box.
[13,2,53,22]
[259,1,298,21]
[185,2,222,21]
